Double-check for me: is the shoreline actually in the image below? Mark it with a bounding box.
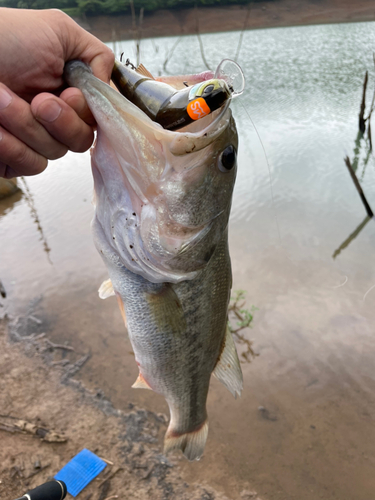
[74,0,375,42]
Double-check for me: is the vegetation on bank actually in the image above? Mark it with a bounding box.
[0,0,271,17]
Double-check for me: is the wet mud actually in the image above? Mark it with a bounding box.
[0,319,259,500]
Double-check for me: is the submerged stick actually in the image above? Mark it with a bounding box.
[136,8,144,67]
[359,71,368,134]
[234,3,251,62]
[365,54,375,150]
[195,4,211,71]
[163,37,181,71]
[344,156,373,217]
[0,279,6,298]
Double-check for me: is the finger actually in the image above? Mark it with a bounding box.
[88,50,115,84]
[0,162,20,180]
[0,83,68,160]
[31,93,95,153]
[57,11,114,83]
[0,126,48,177]
[59,87,96,126]
[73,37,114,84]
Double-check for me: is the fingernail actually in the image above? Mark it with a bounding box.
[37,100,62,123]
[0,86,12,110]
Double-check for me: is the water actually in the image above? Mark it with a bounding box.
[1,22,375,500]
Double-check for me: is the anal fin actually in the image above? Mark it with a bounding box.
[213,325,243,398]
[98,278,115,299]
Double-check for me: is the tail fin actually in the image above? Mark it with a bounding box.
[164,421,209,461]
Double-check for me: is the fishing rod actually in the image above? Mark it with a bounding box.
[12,480,67,500]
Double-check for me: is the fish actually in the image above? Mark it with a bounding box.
[64,60,243,461]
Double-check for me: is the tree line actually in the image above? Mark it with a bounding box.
[0,0,271,17]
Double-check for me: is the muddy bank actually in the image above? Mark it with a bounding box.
[75,0,375,42]
[0,318,262,500]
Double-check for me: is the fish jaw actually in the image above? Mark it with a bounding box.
[64,61,238,284]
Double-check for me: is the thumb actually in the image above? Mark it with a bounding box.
[59,12,114,83]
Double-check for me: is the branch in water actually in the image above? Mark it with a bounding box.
[235,3,251,62]
[359,71,368,134]
[195,4,211,72]
[344,156,373,218]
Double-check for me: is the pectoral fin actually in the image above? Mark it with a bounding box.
[213,325,243,398]
[132,372,152,390]
[98,278,115,299]
[146,285,186,335]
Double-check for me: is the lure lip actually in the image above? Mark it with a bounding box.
[214,59,246,97]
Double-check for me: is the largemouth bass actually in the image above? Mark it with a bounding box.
[64,60,243,461]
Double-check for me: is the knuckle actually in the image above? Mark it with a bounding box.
[10,143,31,168]
[45,8,69,23]
[0,128,47,175]
[104,49,115,67]
[70,129,94,153]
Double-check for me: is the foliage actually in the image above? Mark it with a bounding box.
[228,290,258,363]
[0,0,274,16]
[0,0,77,8]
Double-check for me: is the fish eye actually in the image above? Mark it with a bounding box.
[203,84,214,95]
[218,145,236,172]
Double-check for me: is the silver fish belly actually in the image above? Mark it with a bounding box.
[64,60,243,461]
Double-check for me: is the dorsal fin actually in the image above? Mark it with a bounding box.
[136,64,155,80]
[212,325,243,398]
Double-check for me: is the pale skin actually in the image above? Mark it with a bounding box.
[0,8,114,178]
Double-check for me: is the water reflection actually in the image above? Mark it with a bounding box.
[332,215,373,259]
[18,177,52,263]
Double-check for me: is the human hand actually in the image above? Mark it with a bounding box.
[0,8,114,178]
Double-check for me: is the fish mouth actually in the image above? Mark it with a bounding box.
[65,60,231,153]
[64,61,236,283]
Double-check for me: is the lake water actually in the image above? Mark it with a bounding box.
[1,21,375,500]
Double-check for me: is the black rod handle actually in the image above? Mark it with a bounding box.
[14,480,67,500]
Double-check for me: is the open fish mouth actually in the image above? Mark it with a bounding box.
[64,61,238,284]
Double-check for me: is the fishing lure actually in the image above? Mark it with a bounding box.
[111,59,232,130]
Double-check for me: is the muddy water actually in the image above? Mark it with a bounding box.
[1,22,375,500]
